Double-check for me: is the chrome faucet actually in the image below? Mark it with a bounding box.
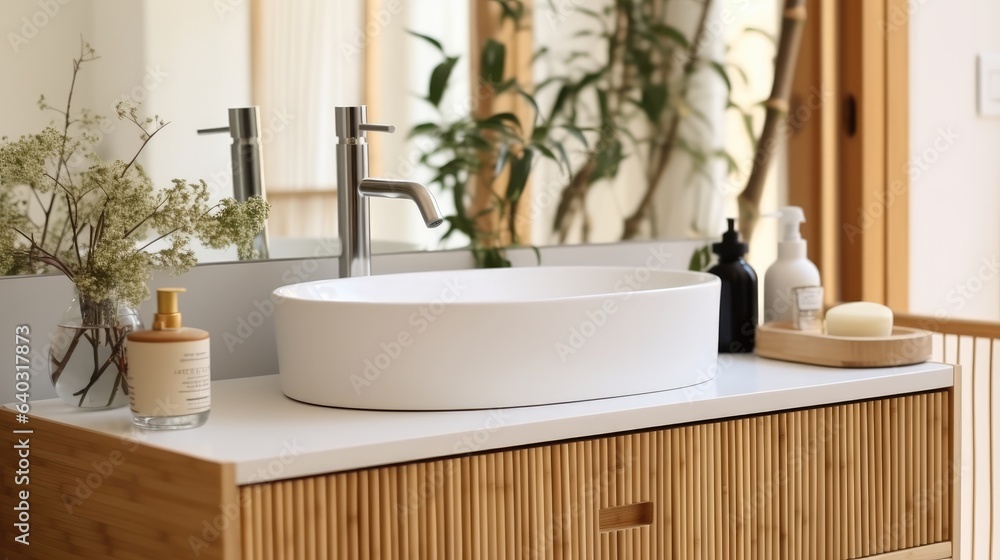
[335,106,444,277]
[198,107,270,259]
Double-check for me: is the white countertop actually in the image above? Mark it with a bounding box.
[14,355,953,485]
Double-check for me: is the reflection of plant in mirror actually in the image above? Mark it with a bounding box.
[413,0,805,260]
[548,0,745,241]
[551,0,806,243]
[0,43,269,307]
[409,11,552,268]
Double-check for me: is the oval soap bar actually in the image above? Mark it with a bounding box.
[825,302,893,337]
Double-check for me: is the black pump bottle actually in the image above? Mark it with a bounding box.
[708,218,758,353]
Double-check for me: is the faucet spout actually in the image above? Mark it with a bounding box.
[335,105,444,278]
[358,178,444,228]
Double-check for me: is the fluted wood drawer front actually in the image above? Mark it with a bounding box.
[239,390,953,559]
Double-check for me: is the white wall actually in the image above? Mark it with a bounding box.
[909,0,1000,321]
[2,0,100,137]
[3,0,250,195]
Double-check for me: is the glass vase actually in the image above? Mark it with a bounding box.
[48,293,143,409]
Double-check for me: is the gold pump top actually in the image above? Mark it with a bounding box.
[153,288,186,330]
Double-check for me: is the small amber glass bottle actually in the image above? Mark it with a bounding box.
[126,288,211,430]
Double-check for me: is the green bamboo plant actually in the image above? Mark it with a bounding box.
[408,28,552,266]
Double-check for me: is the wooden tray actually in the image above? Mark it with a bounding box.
[755,323,933,368]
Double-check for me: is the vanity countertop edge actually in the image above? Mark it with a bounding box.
[7,354,954,485]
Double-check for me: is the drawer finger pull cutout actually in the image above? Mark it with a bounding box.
[599,502,654,532]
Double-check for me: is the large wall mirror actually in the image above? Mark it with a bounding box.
[2,0,785,273]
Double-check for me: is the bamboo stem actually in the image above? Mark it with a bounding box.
[620,0,714,241]
[737,0,808,242]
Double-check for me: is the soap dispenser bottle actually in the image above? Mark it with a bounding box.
[126,288,211,430]
[708,218,758,352]
[763,206,821,325]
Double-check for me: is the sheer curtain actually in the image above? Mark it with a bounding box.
[251,0,468,249]
[251,0,363,239]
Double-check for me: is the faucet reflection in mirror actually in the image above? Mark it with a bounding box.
[197,107,271,259]
[335,106,444,278]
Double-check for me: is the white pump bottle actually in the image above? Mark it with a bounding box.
[763,206,821,324]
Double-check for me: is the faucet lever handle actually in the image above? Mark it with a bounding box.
[359,123,395,134]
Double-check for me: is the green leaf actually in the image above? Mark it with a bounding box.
[591,139,623,183]
[474,247,512,268]
[675,136,707,166]
[577,70,604,91]
[482,112,521,130]
[550,83,575,118]
[743,26,776,45]
[529,244,542,265]
[439,217,461,242]
[614,123,640,148]
[408,122,440,138]
[532,142,558,163]
[596,88,610,123]
[651,24,690,49]
[465,132,494,151]
[493,0,525,25]
[727,62,750,86]
[451,181,467,227]
[576,7,604,21]
[689,107,713,129]
[743,112,758,151]
[565,50,594,64]
[713,149,740,176]
[561,124,588,148]
[516,86,541,120]
[639,82,668,123]
[408,31,445,53]
[728,101,758,151]
[428,57,459,108]
[688,244,711,272]
[476,119,520,138]
[506,148,534,205]
[494,143,511,176]
[535,76,564,92]
[531,124,550,143]
[630,49,654,76]
[494,78,518,94]
[706,60,732,92]
[532,46,549,63]
[552,140,572,174]
[480,39,506,85]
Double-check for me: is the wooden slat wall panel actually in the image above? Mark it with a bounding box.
[239,393,952,559]
[908,326,998,559]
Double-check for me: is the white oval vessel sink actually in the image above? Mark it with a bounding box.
[274,266,720,410]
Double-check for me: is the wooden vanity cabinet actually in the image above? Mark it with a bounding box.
[238,390,955,560]
[1,390,956,559]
